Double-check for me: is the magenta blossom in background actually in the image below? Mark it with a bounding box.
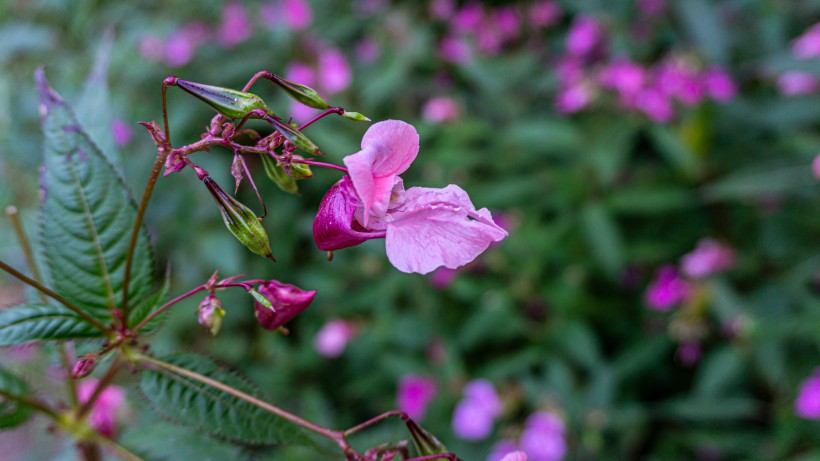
[217,2,252,47]
[488,440,521,461]
[112,119,133,147]
[77,379,127,438]
[555,83,594,114]
[598,59,646,102]
[565,15,602,58]
[397,375,438,421]
[314,319,356,358]
[520,412,567,461]
[430,267,459,289]
[777,71,818,96]
[439,35,472,64]
[282,0,312,30]
[452,379,503,440]
[703,66,737,102]
[795,369,820,420]
[792,23,820,59]
[528,1,561,29]
[286,61,319,122]
[356,38,380,63]
[635,87,674,123]
[422,97,461,123]
[813,154,820,179]
[318,48,352,94]
[452,2,484,34]
[644,265,690,310]
[430,0,456,20]
[253,280,316,330]
[313,120,507,274]
[680,238,736,279]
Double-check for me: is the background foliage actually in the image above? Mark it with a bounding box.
[0,0,818,459]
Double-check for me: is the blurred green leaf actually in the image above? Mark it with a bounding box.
[0,367,34,429]
[702,165,816,201]
[581,202,624,276]
[0,304,101,346]
[76,29,118,165]
[647,125,701,179]
[675,0,729,63]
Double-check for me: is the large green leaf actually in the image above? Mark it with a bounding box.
[0,304,102,346]
[139,353,313,446]
[35,68,155,326]
[0,367,34,429]
[76,29,119,166]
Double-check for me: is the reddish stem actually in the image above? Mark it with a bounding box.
[298,107,345,131]
[292,158,348,173]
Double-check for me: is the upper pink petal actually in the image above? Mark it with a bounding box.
[313,176,385,251]
[343,120,419,225]
[384,185,507,274]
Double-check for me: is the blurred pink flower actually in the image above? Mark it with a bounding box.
[565,15,602,58]
[556,55,585,83]
[792,23,820,59]
[599,59,646,101]
[398,375,438,421]
[795,369,820,419]
[638,0,665,17]
[678,341,702,366]
[77,379,126,438]
[528,1,562,29]
[635,87,674,123]
[430,267,459,289]
[777,71,819,95]
[488,440,521,461]
[493,7,521,42]
[439,35,472,64]
[217,2,252,47]
[163,31,196,67]
[555,83,593,114]
[282,0,312,30]
[813,154,820,179]
[703,66,737,102]
[430,0,456,20]
[356,38,380,63]
[112,119,133,147]
[452,3,484,34]
[314,319,356,358]
[138,35,164,61]
[680,238,736,279]
[452,379,502,440]
[318,48,352,94]
[286,61,320,122]
[422,97,461,123]
[520,412,566,461]
[644,265,690,310]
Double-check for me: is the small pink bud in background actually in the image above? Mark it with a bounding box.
[439,35,472,64]
[71,354,98,379]
[452,379,502,440]
[318,48,352,94]
[702,66,737,102]
[813,154,820,179]
[777,71,819,96]
[680,238,736,279]
[253,280,316,330]
[314,319,356,358]
[493,7,521,42]
[644,265,690,310]
[422,97,461,123]
[217,2,252,47]
[520,412,567,461]
[282,0,312,30]
[528,1,562,29]
[488,440,522,461]
[565,15,602,58]
[677,341,702,367]
[112,119,133,147]
[197,293,226,336]
[791,23,820,59]
[397,375,438,421]
[795,369,820,420]
[77,379,127,438]
[430,267,458,289]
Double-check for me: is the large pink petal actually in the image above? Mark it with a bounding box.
[384,185,507,274]
[313,176,385,251]
[343,120,419,224]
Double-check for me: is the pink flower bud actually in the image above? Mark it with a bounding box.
[197,293,226,336]
[644,265,690,310]
[795,369,820,420]
[71,354,98,379]
[680,238,736,279]
[253,280,316,330]
[314,319,356,358]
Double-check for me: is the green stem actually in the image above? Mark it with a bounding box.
[0,259,108,332]
[129,285,206,334]
[134,354,349,449]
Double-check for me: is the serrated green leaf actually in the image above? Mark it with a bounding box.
[139,353,313,446]
[76,29,118,165]
[0,304,102,346]
[127,269,170,332]
[260,154,299,195]
[0,367,34,429]
[35,68,155,325]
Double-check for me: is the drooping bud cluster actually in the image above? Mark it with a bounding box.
[253,280,316,330]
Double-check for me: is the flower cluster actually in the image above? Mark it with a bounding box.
[313,120,508,274]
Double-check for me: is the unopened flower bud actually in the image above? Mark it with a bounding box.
[71,354,98,379]
[289,158,313,179]
[173,78,271,119]
[198,293,226,336]
[271,75,330,110]
[253,280,316,330]
[203,177,275,260]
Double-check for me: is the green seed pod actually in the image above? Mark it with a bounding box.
[404,418,450,460]
[341,111,371,122]
[204,177,274,260]
[260,154,299,195]
[290,160,313,180]
[271,75,330,110]
[175,78,271,119]
[269,118,320,155]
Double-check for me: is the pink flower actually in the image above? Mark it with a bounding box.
[452,379,502,440]
[488,440,522,461]
[314,319,356,358]
[314,121,507,274]
[777,71,819,95]
[112,119,133,147]
[77,379,127,438]
[528,1,562,29]
[217,2,252,47]
[599,59,646,101]
[792,23,820,59]
[397,375,438,421]
[644,265,690,310]
[680,238,736,279]
[138,35,164,61]
[635,87,674,123]
[555,83,593,114]
[318,48,352,94]
[520,412,567,461]
[795,369,820,420]
[282,0,312,30]
[163,31,196,67]
[430,267,459,289]
[253,280,316,330]
[452,3,484,34]
[493,7,521,42]
[565,15,602,58]
[356,38,380,63]
[422,97,461,123]
[430,0,456,20]
[702,66,737,102]
[439,35,472,64]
